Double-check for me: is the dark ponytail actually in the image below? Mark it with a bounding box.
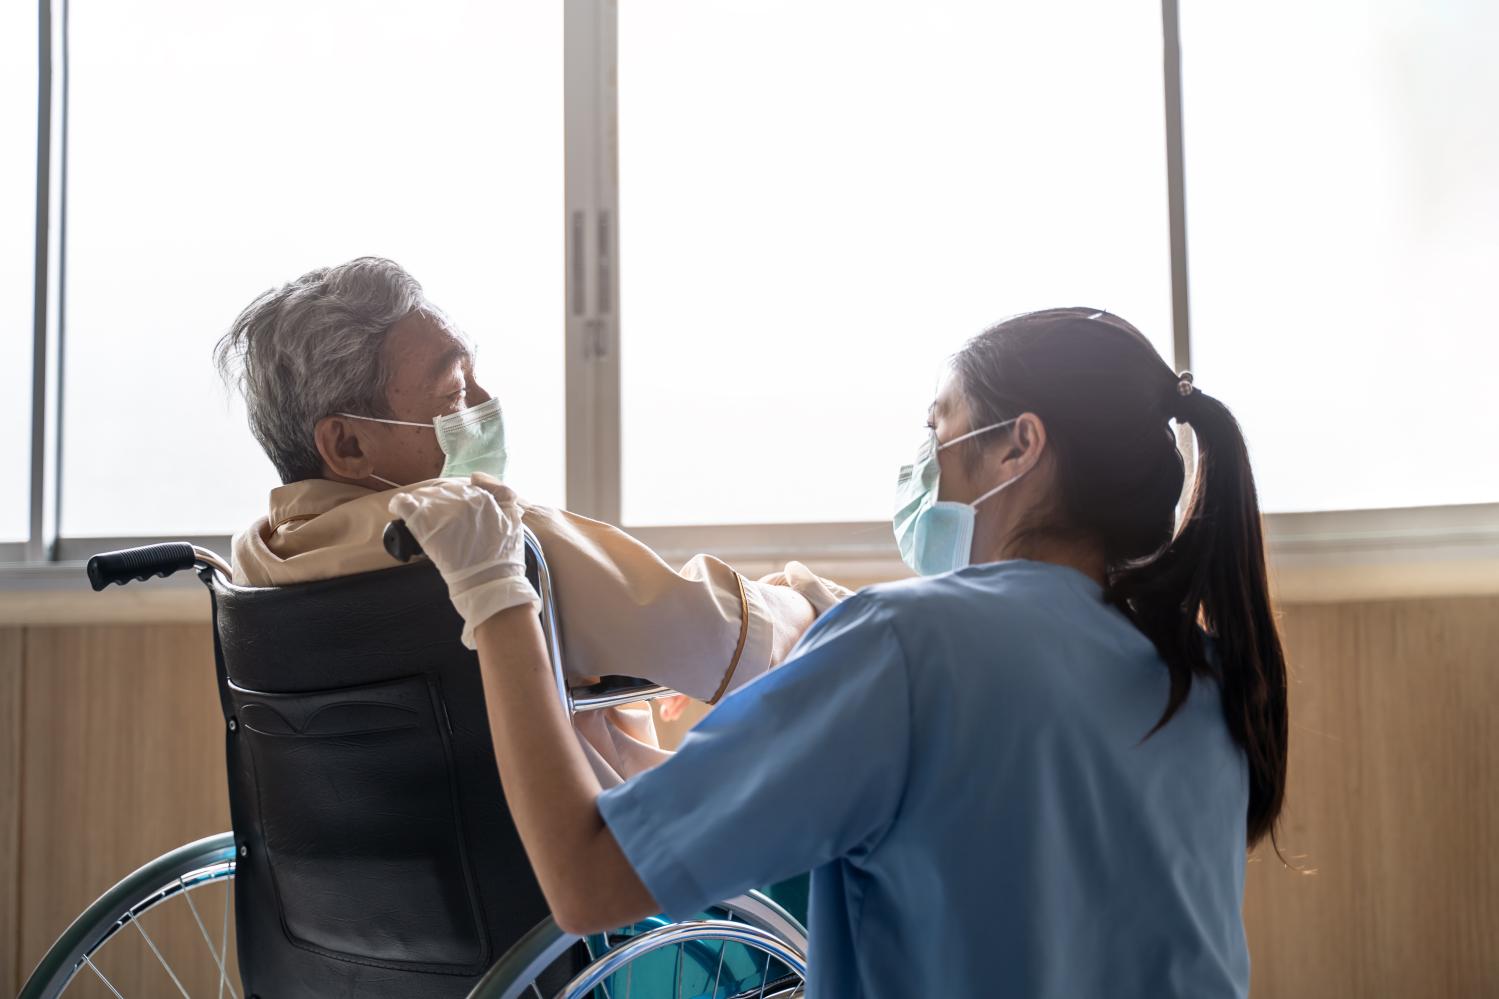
[954,308,1288,848]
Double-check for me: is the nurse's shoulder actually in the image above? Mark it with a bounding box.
[821,560,1127,694]
[851,559,1099,634]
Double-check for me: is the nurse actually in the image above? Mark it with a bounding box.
[394,307,1287,998]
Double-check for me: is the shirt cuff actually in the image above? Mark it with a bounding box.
[597,780,713,921]
[712,574,773,703]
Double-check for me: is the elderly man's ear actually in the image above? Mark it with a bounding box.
[314,416,376,482]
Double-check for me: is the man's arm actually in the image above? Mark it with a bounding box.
[474,604,660,934]
[523,505,814,700]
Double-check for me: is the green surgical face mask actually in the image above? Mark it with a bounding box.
[338,396,507,487]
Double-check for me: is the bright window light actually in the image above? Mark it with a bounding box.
[1181,0,1499,512]
[619,0,1174,526]
[62,0,562,538]
[0,0,36,543]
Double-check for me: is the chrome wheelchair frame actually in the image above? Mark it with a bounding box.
[19,530,808,999]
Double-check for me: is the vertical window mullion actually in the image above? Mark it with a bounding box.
[563,0,621,524]
[1161,0,1192,376]
[28,0,63,564]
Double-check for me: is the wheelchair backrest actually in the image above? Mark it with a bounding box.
[208,553,550,998]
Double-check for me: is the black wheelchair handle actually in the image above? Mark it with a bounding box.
[383,520,424,563]
[86,543,198,591]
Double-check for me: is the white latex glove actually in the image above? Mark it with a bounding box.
[388,473,539,649]
[759,561,855,618]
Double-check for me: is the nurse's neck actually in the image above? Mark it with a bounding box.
[974,534,1109,589]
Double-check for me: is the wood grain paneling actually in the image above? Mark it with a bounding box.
[1,628,22,994]
[5,596,1497,995]
[17,624,229,994]
[1243,597,1499,997]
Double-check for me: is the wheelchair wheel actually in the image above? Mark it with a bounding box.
[467,891,808,999]
[19,833,239,999]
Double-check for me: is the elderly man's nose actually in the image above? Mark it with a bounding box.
[468,380,492,405]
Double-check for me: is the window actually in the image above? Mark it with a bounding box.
[0,0,36,543]
[1181,0,1499,512]
[617,0,1175,526]
[61,0,563,537]
[4,1,1493,570]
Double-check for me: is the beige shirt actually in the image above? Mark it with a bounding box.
[232,479,786,785]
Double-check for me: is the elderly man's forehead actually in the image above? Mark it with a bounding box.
[385,312,474,377]
[429,332,474,377]
[425,311,476,361]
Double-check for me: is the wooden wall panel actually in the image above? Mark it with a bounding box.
[17,624,229,995]
[1243,597,1499,997]
[1,628,22,994]
[5,596,1497,995]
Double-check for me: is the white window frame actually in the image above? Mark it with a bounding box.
[4,0,1497,607]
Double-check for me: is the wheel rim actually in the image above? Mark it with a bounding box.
[465,889,808,999]
[560,919,807,999]
[19,833,239,999]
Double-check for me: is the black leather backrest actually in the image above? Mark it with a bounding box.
[209,559,550,998]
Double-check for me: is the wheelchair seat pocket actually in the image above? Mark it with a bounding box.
[228,673,491,973]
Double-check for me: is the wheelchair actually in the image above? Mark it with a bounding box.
[19,524,808,998]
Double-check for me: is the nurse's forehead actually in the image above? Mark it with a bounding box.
[929,371,965,419]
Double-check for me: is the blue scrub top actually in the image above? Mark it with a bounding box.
[598,560,1250,998]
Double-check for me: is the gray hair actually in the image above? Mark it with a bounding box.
[214,257,433,483]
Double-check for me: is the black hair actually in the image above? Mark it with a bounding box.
[953,307,1288,847]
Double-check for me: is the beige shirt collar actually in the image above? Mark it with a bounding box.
[266,478,376,534]
[234,478,414,587]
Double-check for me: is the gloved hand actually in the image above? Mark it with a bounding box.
[388,472,539,649]
[759,561,855,618]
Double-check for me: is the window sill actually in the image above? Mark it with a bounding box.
[2,503,1494,626]
[0,564,206,626]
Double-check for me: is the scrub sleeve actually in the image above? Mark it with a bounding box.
[596,595,911,921]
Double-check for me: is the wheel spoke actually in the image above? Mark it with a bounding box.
[218,880,231,999]
[711,938,727,999]
[81,952,127,999]
[674,941,684,999]
[180,878,239,999]
[755,951,771,999]
[710,909,732,998]
[129,913,192,999]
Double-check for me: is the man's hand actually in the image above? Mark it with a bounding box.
[389,473,538,648]
[657,693,694,723]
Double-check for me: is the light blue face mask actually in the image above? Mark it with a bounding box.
[892,418,1026,576]
[338,396,508,487]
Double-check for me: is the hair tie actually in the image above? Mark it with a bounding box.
[1170,371,1197,423]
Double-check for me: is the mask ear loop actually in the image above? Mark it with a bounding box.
[335,412,435,429]
[936,417,1019,452]
[332,414,434,488]
[949,417,1029,508]
[969,468,1028,509]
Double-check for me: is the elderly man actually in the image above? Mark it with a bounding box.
[216,256,839,784]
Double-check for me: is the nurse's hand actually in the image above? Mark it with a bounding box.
[760,583,816,665]
[389,473,539,649]
[760,561,855,618]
